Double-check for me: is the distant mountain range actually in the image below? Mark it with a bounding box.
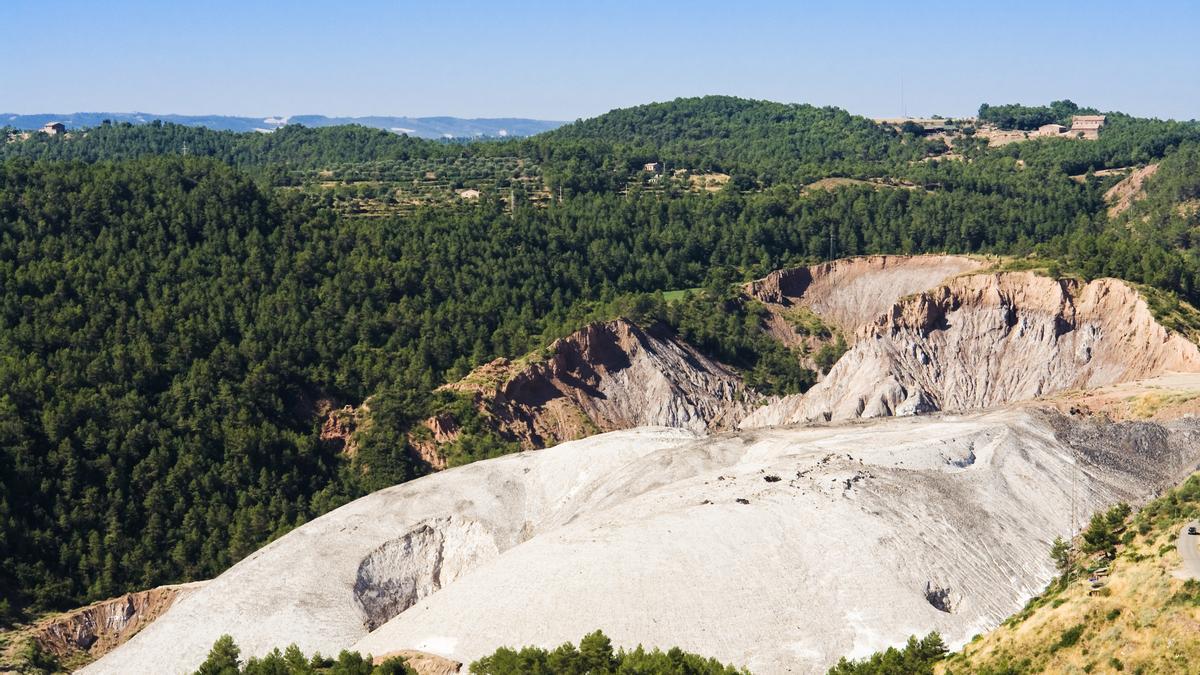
[1,112,567,138]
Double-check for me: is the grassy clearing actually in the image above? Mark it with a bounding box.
[662,288,702,302]
[986,256,1072,280]
[781,306,834,338]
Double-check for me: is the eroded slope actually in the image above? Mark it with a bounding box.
[0,581,206,672]
[746,255,985,344]
[439,319,761,450]
[743,272,1200,427]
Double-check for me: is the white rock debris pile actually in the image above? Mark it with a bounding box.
[86,410,1200,675]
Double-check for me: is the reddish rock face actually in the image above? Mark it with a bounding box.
[744,255,985,375]
[439,318,762,450]
[372,649,462,674]
[24,582,205,665]
[321,405,362,456]
[745,254,985,338]
[407,415,458,471]
[425,414,460,444]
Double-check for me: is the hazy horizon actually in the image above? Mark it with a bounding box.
[1,111,572,122]
[4,0,1198,122]
[3,96,1197,124]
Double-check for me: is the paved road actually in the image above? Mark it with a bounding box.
[1180,519,1200,579]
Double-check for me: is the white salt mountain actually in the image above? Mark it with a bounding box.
[85,411,1200,674]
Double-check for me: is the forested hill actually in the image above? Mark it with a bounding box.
[0,121,472,169]
[0,97,921,182]
[528,95,922,181]
[2,95,1200,632]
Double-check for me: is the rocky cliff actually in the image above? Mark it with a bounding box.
[743,272,1200,427]
[441,319,762,449]
[746,255,984,343]
[3,581,206,670]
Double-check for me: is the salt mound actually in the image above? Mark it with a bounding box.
[86,411,1200,674]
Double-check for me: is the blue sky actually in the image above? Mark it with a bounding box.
[2,0,1197,121]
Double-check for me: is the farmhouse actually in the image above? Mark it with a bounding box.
[1070,115,1106,139]
[642,161,663,173]
[1033,123,1066,137]
[41,122,65,136]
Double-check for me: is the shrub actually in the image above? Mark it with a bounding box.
[1051,624,1086,652]
[194,635,415,675]
[827,632,947,674]
[1083,503,1132,556]
[1170,579,1200,606]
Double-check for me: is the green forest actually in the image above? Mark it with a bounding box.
[183,630,746,675]
[190,635,414,675]
[468,630,748,675]
[2,96,1200,626]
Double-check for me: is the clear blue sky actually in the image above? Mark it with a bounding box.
[3,0,1197,121]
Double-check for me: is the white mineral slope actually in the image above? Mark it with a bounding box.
[88,407,1200,674]
[351,409,1200,674]
[81,428,704,675]
[742,272,1200,427]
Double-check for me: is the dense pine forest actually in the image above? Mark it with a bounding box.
[2,96,1200,624]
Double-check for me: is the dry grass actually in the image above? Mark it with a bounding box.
[801,177,871,194]
[1128,391,1200,418]
[689,172,730,192]
[938,475,1200,675]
